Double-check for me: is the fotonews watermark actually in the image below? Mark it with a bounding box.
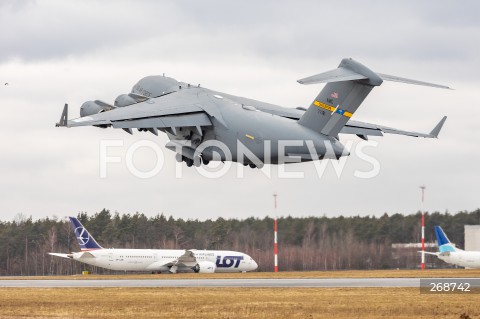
[99,139,380,179]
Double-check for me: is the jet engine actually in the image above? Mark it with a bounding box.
[80,101,105,117]
[114,94,137,107]
[193,261,216,273]
[131,75,180,98]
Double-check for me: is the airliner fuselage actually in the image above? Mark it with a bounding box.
[68,248,257,273]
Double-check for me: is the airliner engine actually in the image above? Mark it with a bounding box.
[194,261,216,273]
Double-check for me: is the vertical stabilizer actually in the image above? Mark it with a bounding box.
[434,226,458,253]
[297,58,382,137]
[69,217,103,251]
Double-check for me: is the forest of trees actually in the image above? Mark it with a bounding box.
[0,209,479,275]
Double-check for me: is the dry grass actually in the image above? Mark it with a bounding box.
[4,268,480,280]
[0,287,478,318]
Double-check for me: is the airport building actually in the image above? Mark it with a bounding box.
[465,225,480,251]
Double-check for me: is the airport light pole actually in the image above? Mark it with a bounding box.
[420,186,426,270]
[273,193,278,273]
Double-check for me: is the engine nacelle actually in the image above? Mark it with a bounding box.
[80,100,115,117]
[194,261,216,273]
[114,94,137,107]
[131,75,180,98]
[80,101,104,117]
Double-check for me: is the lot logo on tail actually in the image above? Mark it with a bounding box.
[75,227,89,245]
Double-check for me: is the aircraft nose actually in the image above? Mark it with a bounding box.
[251,259,258,271]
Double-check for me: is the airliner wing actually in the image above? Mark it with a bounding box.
[146,250,198,273]
[176,250,197,264]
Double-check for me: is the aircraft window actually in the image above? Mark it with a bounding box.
[242,105,257,111]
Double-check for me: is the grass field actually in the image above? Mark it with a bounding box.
[0,287,479,318]
[1,270,479,318]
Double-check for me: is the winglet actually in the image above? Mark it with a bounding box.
[56,103,69,127]
[429,116,447,138]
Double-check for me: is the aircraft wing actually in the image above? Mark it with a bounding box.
[58,89,213,131]
[145,250,198,272]
[174,250,197,265]
[226,96,447,139]
[342,116,447,139]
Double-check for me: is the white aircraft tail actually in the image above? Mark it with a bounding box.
[435,225,462,253]
[69,217,103,251]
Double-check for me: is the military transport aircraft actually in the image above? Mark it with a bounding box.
[56,58,449,168]
[50,217,258,273]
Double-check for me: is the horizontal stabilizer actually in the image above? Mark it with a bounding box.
[418,251,439,256]
[297,67,368,85]
[377,73,452,90]
[48,253,72,259]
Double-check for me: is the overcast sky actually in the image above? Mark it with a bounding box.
[0,0,479,221]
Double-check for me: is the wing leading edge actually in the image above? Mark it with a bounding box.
[343,116,447,139]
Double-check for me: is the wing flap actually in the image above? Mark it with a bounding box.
[111,113,212,129]
[68,104,204,127]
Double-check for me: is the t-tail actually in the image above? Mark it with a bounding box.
[434,225,461,253]
[297,58,450,138]
[69,217,103,251]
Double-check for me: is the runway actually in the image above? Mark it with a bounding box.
[0,278,423,288]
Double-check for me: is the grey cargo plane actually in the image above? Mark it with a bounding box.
[57,58,449,168]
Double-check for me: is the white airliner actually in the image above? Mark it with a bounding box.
[423,226,480,268]
[50,217,258,273]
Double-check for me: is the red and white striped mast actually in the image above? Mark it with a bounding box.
[273,193,278,273]
[420,185,426,270]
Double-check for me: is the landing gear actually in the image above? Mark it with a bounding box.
[175,153,183,163]
[193,155,202,167]
[244,162,263,169]
[185,158,193,167]
[176,153,207,167]
[193,264,200,273]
